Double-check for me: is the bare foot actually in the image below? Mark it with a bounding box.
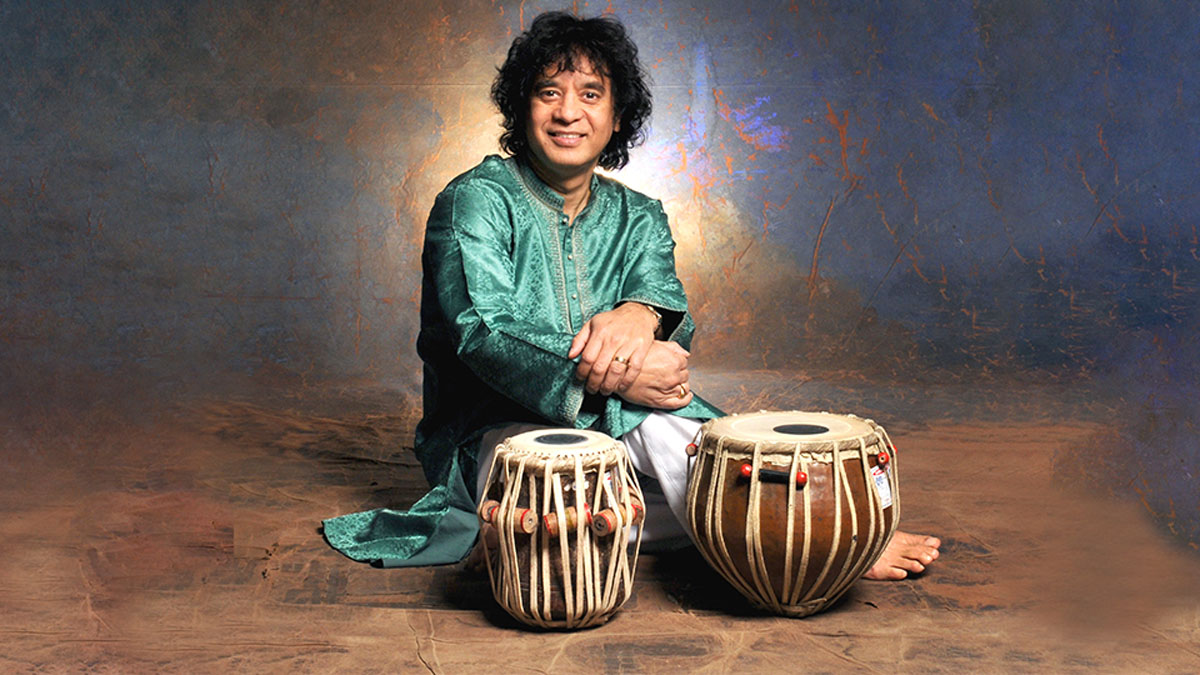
[864,531,941,580]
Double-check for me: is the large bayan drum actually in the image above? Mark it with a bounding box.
[686,411,899,617]
[478,429,644,629]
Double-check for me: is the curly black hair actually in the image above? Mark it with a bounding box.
[491,11,652,171]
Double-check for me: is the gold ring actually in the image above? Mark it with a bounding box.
[613,355,630,365]
[677,384,688,398]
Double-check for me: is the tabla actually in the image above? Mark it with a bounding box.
[685,411,899,617]
[478,429,644,629]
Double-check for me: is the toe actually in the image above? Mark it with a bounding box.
[865,564,908,581]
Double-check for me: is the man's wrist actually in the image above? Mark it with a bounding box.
[628,302,662,337]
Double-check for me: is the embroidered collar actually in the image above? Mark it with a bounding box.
[510,157,602,216]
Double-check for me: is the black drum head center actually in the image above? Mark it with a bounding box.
[773,424,829,436]
[536,432,588,445]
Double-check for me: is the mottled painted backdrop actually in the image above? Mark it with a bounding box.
[3,2,1197,544]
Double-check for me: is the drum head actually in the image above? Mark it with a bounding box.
[502,428,619,460]
[707,411,874,444]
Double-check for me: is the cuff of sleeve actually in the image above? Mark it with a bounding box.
[559,379,594,427]
[620,297,685,339]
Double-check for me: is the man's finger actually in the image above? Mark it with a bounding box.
[654,386,692,410]
[568,323,592,359]
[598,357,627,395]
[587,346,619,392]
[618,342,649,391]
[618,361,642,393]
[576,330,607,382]
[587,360,611,393]
[617,365,643,394]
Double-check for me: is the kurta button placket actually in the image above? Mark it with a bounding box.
[558,215,585,332]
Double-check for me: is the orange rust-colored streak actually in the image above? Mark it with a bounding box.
[903,244,932,284]
[671,142,688,176]
[870,190,896,238]
[823,99,855,183]
[721,238,756,282]
[981,169,1002,213]
[1097,123,1119,185]
[1109,217,1131,243]
[1075,152,1097,197]
[806,195,837,304]
[896,163,918,226]
[921,102,941,123]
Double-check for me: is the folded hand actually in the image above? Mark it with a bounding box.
[568,303,659,395]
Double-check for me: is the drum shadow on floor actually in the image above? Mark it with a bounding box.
[441,561,639,631]
[645,546,877,618]
[435,546,877,627]
[645,547,775,617]
[441,565,535,630]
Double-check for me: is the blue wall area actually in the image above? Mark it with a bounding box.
[4,1,1195,384]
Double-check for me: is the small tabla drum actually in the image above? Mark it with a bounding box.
[478,429,645,629]
[686,411,899,617]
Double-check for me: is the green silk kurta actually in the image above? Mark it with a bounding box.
[323,155,722,567]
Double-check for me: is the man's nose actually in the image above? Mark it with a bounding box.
[553,93,583,122]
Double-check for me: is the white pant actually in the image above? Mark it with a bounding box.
[476,412,703,550]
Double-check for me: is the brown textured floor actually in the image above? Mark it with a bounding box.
[3,373,1199,672]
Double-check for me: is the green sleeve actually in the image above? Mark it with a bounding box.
[425,182,598,428]
[618,200,695,347]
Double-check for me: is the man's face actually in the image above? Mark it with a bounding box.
[525,55,619,185]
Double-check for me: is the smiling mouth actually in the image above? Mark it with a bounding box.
[549,131,585,145]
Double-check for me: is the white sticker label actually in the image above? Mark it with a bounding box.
[871,465,893,509]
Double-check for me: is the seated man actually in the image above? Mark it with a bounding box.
[324,11,939,580]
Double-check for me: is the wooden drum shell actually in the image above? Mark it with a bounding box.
[686,411,899,617]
